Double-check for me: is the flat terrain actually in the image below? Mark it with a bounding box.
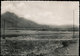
[1,30,79,56]
[1,30,79,39]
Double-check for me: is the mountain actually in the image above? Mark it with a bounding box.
[1,11,79,31]
[1,12,40,29]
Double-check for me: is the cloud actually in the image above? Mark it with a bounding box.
[1,1,79,26]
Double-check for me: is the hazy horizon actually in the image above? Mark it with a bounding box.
[1,1,79,26]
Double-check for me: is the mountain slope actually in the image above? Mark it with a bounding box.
[1,12,79,31]
[1,12,40,29]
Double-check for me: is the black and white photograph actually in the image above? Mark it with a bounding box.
[1,1,79,56]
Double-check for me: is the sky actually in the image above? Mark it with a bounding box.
[1,1,79,26]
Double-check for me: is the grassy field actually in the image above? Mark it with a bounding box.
[1,30,79,56]
[1,39,79,56]
[1,30,79,39]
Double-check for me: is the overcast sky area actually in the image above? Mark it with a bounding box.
[1,1,79,26]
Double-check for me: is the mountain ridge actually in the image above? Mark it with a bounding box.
[1,11,79,31]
